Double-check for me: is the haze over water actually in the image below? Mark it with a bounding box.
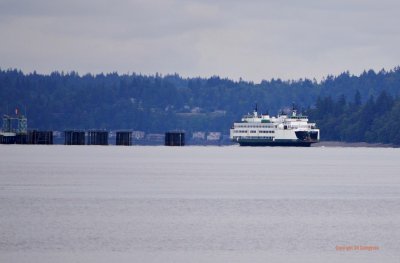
[0,145,399,262]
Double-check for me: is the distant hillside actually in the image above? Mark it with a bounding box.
[1,67,400,144]
[307,90,400,144]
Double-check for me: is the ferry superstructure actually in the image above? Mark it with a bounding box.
[230,106,320,146]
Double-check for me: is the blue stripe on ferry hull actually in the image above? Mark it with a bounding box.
[235,139,314,147]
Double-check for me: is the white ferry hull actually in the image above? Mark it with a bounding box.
[235,138,315,147]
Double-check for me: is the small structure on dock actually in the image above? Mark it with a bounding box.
[87,130,108,145]
[28,130,53,145]
[165,131,185,146]
[64,130,85,145]
[116,131,133,146]
[1,111,28,144]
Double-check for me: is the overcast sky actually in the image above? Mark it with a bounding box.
[1,0,400,82]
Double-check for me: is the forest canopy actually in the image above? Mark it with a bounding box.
[1,67,400,144]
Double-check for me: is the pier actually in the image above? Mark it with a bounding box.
[64,130,85,145]
[116,131,133,146]
[1,111,192,146]
[28,130,53,145]
[87,130,109,145]
[165,131,185,146]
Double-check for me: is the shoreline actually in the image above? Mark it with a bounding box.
[313,141,398,148]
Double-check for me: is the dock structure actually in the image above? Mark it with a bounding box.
[0,132,17,144]
[15,133,28,144]
[64,130,85,145]
[0,113,28,144]
[28,130,53,145]
[87,130,108,145]
[165,131,185,146]
[116,131,133,146]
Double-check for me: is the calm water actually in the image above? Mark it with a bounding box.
[0,145,399,262]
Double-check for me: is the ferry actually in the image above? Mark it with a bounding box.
[230,105,320,146]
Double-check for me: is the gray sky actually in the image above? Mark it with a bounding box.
[1,0,400,82]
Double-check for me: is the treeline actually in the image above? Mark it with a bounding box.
[1,67,400,144]
[0,69,320,132]
[307,91,400,144]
